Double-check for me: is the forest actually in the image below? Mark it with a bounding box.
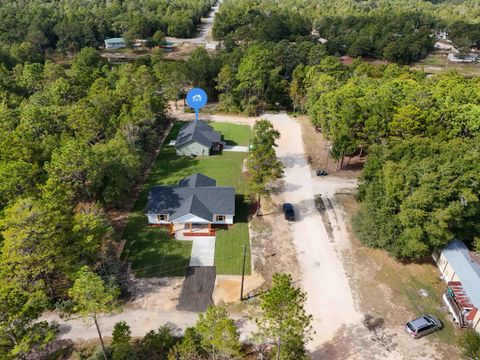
[0,0,215,65]
[213,0,480,63]
[301,61,480,259]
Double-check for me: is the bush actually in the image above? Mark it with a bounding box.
[459,329,480,359]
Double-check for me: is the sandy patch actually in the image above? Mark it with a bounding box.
[213,272,265,305]
[127,277,184,311]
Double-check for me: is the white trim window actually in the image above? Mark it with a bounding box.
[215,215,225,222]
[156,214,168,222]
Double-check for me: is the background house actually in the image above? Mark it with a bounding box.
[104,37,126,49]
[433,239,480,332]
[175,122,221,156]
[146,173,234,235]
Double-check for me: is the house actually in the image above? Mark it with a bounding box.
[435,31,450,42]
[133,39,147,48]
[447,52,480,63]
[433,240,480,332]
[175,121,222,156]
[104,38,126,49]
[145,173,235,235]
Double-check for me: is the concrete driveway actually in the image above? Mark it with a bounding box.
[223,145,248,152]
[189,237,215,266]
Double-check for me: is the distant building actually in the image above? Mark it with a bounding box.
[310,28,328,44]
[433,240,480,332]
[104,38,126,49]
[447,52,480,63]
[434,42,455,51]
[435,31,450,42]
[175,121,222,157]
[205,41,221,50]
[133,39,147,48]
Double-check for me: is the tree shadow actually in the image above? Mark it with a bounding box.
[310,316,398,360]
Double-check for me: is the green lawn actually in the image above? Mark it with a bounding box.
[209,122,252,146]
[122,121,252,277]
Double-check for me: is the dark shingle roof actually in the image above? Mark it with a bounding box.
[178,173,216,188]
[146,173,235,222]
[175,122,221,149]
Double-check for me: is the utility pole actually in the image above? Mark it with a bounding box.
[240,245,247,301]
[325,141,330,172]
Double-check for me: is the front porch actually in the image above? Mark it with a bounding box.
[174,223,216,240]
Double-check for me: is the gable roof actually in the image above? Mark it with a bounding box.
[179,173,216,188]
[146,173,234,222]
[175,121,221,149]
[442,240,480,308]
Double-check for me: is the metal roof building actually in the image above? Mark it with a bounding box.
[104,37,126,49]
[435,239,480,331]
[442,240,480,308]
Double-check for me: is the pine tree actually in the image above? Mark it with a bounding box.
[67,266,119,360]
[195,306,242,360]
[246,119,283,214]
[255,273,313,360]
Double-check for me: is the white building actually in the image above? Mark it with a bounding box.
[447,52,480,63]
[104,37,126,49]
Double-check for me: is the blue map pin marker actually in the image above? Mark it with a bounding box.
[186,88,207,122]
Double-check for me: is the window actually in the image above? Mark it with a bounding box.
[215,215,225,222]
[156,214,168,221]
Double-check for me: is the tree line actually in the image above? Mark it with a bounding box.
[0,48,175,357]
[212,0,480,63]
[0,0,216,66]
[294,60,480,259]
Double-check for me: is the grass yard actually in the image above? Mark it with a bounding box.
[122,205,192,277]
[122,121,252,277]
[215,194,251,275]
[209,122,252,146]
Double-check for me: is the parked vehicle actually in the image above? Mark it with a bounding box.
[405,315,443,339]
[282,203,295,221]
[316,169,328,176]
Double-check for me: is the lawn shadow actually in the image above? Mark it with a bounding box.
[223,137,239,146]
[236,194,250,223]
[123,212,191,278]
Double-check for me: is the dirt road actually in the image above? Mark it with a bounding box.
[42,308,255,343]
[205,113,363,341]
[208,112,441,359]
[166,0,222,45]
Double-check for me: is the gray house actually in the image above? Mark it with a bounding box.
[175,122,221,156]
[146,173,235,235]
